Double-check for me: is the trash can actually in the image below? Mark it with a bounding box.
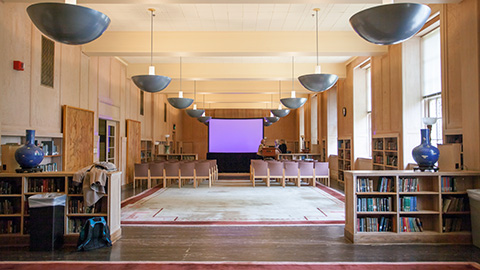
[468,189,480,248]
[28,193,66,251]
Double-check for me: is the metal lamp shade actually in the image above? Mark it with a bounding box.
[270,109,290,118]
[298,73,338,92]
[27,3,110,45]
[198,116,212,123]
[132,75,171,93]
[185,109,205,118]
[263,121,273,127]
[349,3,431,45]
[264,116,280,123]
[280,97,307,109]
[167,97,194,109]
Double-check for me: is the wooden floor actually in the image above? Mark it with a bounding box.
[2,179,480,263]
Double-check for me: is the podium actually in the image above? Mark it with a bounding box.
[262,147,277,158]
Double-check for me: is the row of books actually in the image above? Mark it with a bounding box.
[357,217,393,232]
[399,178,420,192]
[0,219,19,234]
[356,177,394,192]
[385,140,398,151]
[442,197,468,212]
[386,155,397,167]
[0,199,16,215]
[0,181,19,194]
[68,218,87,233]
[27,178,64,193]
[357,197,393,212]
[400,196,418,211]
[68,183,82,195]
[441,177,466,192]
[38,162,58,172]
[68,199,107,214]
[374,155,383,164]
[443,218,464,232]
[400,217,423,232]
[373,139,384,150]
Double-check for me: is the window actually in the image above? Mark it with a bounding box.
[421,27,442,146]
[365,65,372,157]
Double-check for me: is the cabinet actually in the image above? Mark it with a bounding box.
[344,170,480,244]
[0,171,121,247]
[154,154,198,161]
[338,138,352,184]
[372,134,399,170]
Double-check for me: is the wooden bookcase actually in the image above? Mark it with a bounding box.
[154,154,198,161]
[372,134,399,170]
[277,153,322,161]
[344,170,480,244]
[338,137,352,184]
[0,171,121,247]
[140,140,153,163]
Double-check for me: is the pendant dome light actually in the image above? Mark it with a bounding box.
[185,81,205,118]
[131,9,171,93]
[197,95,212,124]
[263,120,273,127]
[168,58,194,109]
[27,0,110,45]
[349,1,431,45]
[264,94,280,123]
[281,57,307,110]
[271,81,290,118]
[298,8,338,93]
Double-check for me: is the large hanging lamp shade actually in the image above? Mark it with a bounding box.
[265,116,280,123]
[168,58,194,109]
[198,116,212,123]
[131,9,171,93]
[185,81,205,118]
[349,3,431,45]
[27,2,110,45]
[281,57,307,110]
[298,8,338,92]
[263,121,273,127]
[271,81,290,118]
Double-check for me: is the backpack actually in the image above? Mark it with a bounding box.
[77,217,112,251]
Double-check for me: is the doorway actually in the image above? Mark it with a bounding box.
[99,119,118,166]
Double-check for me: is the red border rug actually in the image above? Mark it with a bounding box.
[121,183,345,226]
[1,261,479,270]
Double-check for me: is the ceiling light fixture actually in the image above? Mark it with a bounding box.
[298,8,338,93]
[27,0,110,45]
[281,57,307,109]
[197,95,211,125]
[185,81,205,118]
[168,57,194,109]
[265,94,280,123]
[131,9,171,93]
[271,81,290,118]
[349,1,431,45]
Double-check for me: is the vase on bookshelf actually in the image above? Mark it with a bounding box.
[14,129,44,172]
[412,128,439,171]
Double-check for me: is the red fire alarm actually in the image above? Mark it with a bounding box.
[13,61,24,71]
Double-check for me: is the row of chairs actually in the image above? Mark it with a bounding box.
[250,160,329,187]
[133,160,218,192]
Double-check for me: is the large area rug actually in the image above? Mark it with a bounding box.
[121,182,345,225]
[2,261,479,270]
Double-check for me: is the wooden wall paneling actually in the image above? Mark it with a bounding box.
[304,97,311,146]
[380,54,391,133]
[88,57,99,113]
[442,3,463,131]
[265,110,297,147]
[327,85,338,157]
[98,57,111,102]
[60,44,81,108]
[126,119,141,184]
[30,26,62,135]
[388,44,403,134]
[62,105,94,171]
[80,53,89,109]
[110,58,122,107]
[142,91,153,140]
[181,112,208,159]
[371,56,383,135]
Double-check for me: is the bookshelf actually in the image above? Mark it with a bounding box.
[338,137,352,184]
[140,140,153,163]
[0,171,121,247]
[345,170,480,243]
[372,134,399,170]
[154,154,198,161]
[277,153,322,161]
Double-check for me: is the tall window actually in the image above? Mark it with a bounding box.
[421,27,442,146]
[365,65,372,156]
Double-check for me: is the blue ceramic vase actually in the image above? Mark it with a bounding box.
[412,129,439,169]
[15,130,44,169]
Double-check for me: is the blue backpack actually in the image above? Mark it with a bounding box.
[77,217,112,251]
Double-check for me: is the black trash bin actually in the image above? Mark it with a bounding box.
[28,193,66,251]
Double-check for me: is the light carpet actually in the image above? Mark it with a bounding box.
[122,181,345,225]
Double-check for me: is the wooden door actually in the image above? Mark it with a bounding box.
[126,119,141,184]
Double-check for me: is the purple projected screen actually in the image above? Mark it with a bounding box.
[209,119,264,153]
